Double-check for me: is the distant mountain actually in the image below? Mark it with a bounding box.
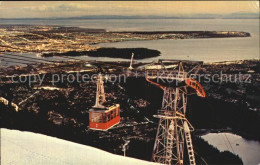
[0,15,177,20]
[0,13,259,20]
[224,12,260,19]
[168,13,259,19]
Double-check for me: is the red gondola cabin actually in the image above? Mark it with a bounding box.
[89,104,120,131]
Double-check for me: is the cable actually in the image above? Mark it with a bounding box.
[18,91,40,105]
[194,150,208,165]
[221,133,230,151]
[224,133,235,153]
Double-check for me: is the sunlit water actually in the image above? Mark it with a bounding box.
[98,37,259,62]
[202,133,260,165]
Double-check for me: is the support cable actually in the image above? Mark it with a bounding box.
[224,133,235,153]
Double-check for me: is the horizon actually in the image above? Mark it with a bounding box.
[0,1,259,19]
[0,13,259,20]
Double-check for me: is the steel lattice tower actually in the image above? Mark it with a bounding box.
[146,60,205,165]
[93,74,106,109]
[152,87,194,165]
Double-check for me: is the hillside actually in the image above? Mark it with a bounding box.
[1,128,158,165]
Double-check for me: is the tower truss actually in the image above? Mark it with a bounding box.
[146,60,205,165]
[93,74,106,109]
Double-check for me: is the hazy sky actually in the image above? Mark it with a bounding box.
[0,1,259,18]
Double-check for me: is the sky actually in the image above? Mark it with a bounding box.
[0,1,259,18]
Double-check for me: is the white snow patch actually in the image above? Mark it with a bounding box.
[1,128,159,165]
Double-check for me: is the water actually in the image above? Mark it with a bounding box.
[0,19,258,33]
[98,37,259,62]
[0,18,259,63]
[91,19,259,62]
[202,133,260,165]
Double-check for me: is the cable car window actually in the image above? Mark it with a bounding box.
[102,113,106,123]
[107,113,110,121]
[110,111,114,120]
[91,112,101,123]
[113,109,116,118]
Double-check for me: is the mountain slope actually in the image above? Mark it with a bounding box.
[1,128,158,165]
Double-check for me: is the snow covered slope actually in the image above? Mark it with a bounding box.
[1,128,158,165]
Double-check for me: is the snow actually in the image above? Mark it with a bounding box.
[1,128,158,165]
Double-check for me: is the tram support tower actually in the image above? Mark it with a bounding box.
[89,74,120,131]
[93,74,106,109]
[146,59,205,165]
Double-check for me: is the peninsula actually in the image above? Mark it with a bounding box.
[0,25,250,59]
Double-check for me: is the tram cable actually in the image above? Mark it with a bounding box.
[222,133,230,151]
[224,133,235,153]
[194,150,208,165]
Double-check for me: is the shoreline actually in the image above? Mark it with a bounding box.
[0,25,251,60]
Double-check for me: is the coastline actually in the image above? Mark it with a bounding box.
[0,25,251,59]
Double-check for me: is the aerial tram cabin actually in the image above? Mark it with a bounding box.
[89,104,120,131]
[89,74,120,131]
